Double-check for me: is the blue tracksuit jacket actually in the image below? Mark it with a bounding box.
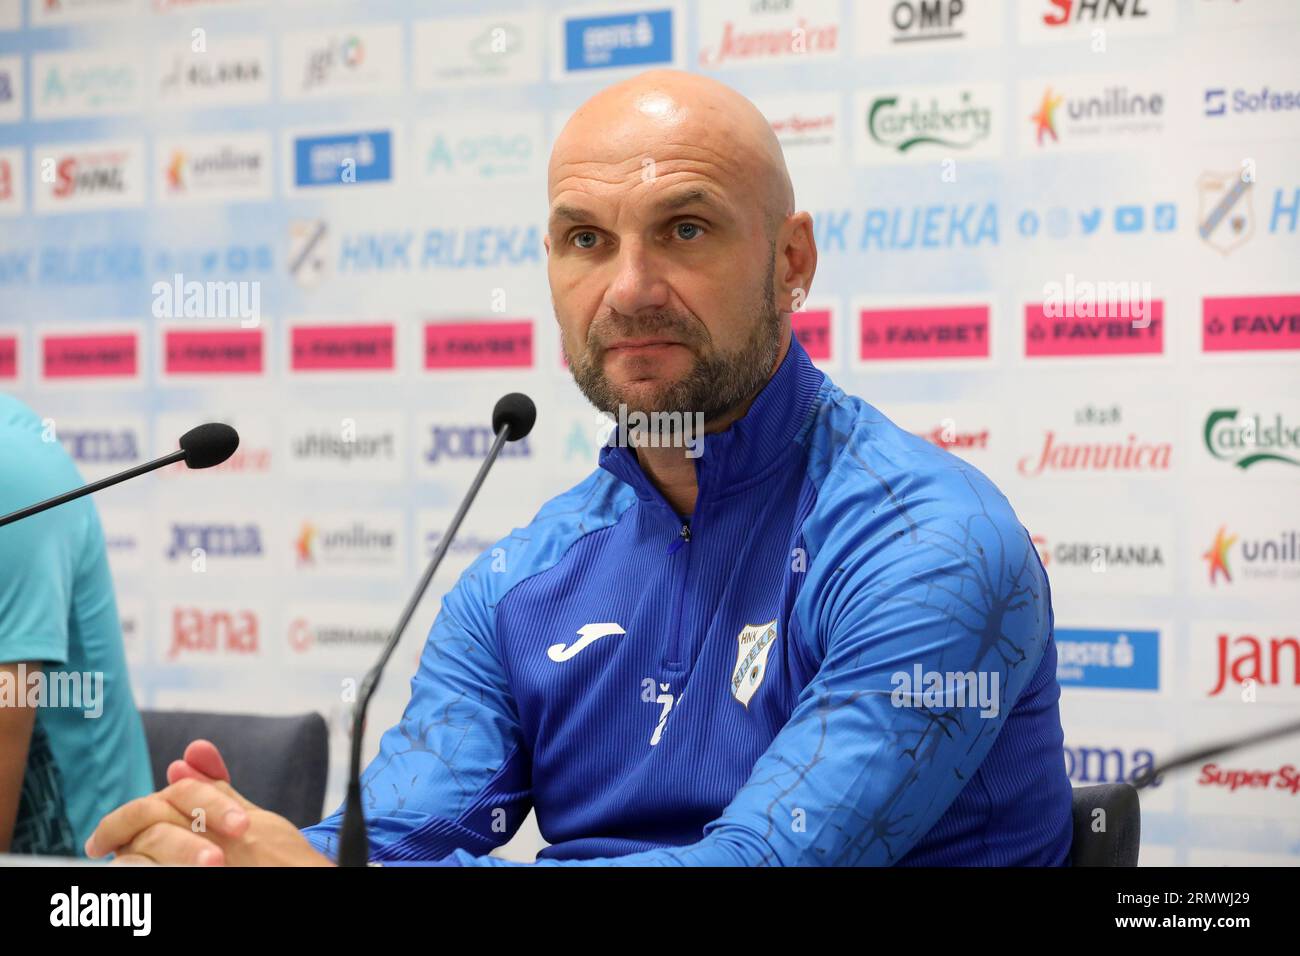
[302,336,1074,865]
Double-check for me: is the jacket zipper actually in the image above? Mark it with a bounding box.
[664,519,692,668]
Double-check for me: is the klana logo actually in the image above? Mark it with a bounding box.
[1203,409,1300,470]
[1208,632,1300,697]
[167,607,260,661]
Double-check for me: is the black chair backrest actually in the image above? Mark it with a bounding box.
[1070,782,1141,866]
[139,710,329,830]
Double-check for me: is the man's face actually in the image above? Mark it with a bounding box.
[546,145,783,424]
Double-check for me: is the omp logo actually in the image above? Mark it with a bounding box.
[548,622,625,662]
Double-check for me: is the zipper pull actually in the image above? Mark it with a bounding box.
[666,522,691,555]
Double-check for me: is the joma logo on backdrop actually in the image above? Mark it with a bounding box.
[424,425,532,464]
[166,524,263,561]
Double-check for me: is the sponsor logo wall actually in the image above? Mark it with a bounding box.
[0,0,1295,865]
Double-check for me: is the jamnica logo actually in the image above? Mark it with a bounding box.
[1017,431,1172,476]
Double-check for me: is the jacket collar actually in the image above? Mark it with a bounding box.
[597,333,825,511]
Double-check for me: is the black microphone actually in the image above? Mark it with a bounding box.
[337,393,537,867]
[1132,717,1300,790]
[0,423,240,529]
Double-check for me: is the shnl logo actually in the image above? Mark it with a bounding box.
[1203,408,1300,470]
[866,87,993,155]
[1198,170,1254,255]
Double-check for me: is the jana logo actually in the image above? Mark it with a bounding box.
[1203,409,1300,470]
[1197,171,1254,255]
[731,619,778,707]
[868,90,992,153]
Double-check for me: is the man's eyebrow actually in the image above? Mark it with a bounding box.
[548,188,729,231]
[651,187,726,216]
[548,203,595,230]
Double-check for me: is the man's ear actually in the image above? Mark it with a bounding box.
[777,212,818,313]
[543,234,551,257]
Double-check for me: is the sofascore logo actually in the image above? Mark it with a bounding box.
[1203,408,1300,470]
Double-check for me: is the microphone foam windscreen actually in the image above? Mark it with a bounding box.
[179,422,240,469]
[492,393,537,441]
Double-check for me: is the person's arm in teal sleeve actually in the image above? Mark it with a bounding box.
[445,489,1050,867]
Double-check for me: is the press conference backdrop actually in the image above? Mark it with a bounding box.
[0,0,1297,865]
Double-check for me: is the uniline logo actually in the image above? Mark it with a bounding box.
[1202,525,1300,586]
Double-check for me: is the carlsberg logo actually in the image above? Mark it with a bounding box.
[1204,409,1300,470]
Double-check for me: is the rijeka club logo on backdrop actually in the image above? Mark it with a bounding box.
[164,605,261,662]
[423,319,533,370]
[858,304,990,362]
[1018,402,1173,477]
[1203,407,1300,470]
[696,0,840,69]
[1202,294,1300,353]
[289,321,396,372]
[1202,526,1300,587]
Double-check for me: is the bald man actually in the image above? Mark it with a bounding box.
[88,70,1073,866]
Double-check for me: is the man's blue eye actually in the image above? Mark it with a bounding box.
[574,231,598,249]
[675,222,702,240]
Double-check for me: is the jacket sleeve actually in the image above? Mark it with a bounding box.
[442,473,1052,867]
[301,556,532,864]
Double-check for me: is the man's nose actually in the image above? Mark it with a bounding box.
[604,241,670,318]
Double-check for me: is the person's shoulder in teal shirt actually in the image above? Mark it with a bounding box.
[0,393,153,855]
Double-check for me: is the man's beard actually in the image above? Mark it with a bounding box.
[564,258,783,426]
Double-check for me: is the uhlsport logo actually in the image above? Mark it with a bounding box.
[1203,408,1300,470]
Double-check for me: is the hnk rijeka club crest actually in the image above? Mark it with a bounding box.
[731,619,778,707]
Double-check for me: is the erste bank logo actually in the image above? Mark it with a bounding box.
[292,129,394,189]
[1056,627,1160,691]
[562,7,677,73]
